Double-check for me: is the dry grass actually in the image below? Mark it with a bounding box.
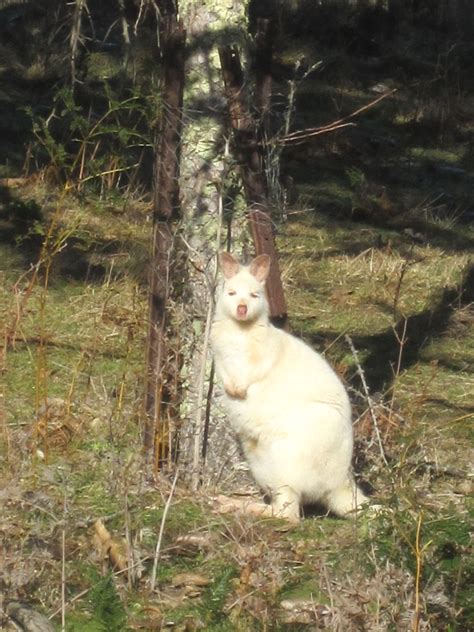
[1,7,474,626]
[1,182,472,630]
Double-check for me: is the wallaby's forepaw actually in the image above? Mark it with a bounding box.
[224,381,248,399]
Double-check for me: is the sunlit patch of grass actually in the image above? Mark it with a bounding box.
[281,219,471,347]
[408,147,464,164]
[4,277,146,432]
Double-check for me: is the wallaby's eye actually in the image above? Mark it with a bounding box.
[250,292,259,298]
[228,290,236,296]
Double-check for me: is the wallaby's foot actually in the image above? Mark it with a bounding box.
[215,493,300,523]
[224,380,247,399]
[325,480,368,517]
[272,486,301,523]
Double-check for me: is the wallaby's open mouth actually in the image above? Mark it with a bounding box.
[237,304,248,318]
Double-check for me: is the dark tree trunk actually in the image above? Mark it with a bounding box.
[218,45,288,329]
[144,15,186,466]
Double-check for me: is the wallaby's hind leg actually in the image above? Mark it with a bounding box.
[326,479,368,517]
[272,485,301,522]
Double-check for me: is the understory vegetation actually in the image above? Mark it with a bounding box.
[1,1,473,630]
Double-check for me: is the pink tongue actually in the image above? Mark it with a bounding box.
[237,305,247,318]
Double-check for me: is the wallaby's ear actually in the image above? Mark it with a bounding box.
[249,254,271,282]
[219,252,240,279]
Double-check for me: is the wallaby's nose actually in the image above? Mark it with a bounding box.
[237,303,248,318]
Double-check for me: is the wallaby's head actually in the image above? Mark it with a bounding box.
[217,252,271,323]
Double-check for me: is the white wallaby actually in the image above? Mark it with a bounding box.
[210,252,368,522]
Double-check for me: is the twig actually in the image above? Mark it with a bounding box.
[280,89,397,145]
[150,468,179,591]
[124,489,133,590]
[49,555,152,620]
[189,181,224,490]
[70,0,86,87]
[388,317,408,423]
[393,257,412,320]
[345,334,388,466]
[224,587,261,613]
[68,163,140,188]
[281,122,355,145]
[413,512,424,632]
[118,0,131,69]
[202,361,215,467]
[61,517,66,632]
[18,499,60,524]
[190,290,215,490]
[263,58,323,217]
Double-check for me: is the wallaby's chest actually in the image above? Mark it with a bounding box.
[213,324,267,367]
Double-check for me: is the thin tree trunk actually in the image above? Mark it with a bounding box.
[219,45,288,328]
[144,15,186,467]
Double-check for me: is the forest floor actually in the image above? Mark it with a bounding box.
[1,9,473,632]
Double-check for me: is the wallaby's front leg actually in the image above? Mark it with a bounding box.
[216,363,249,399]
[223,376,248,399]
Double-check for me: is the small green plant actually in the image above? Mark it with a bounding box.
[88,572,129,632]
[26,85,158,193]
[346,166,366,190]
[0,197,43,244]
[198,565,237,626]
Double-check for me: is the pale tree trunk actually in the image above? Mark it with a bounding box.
[172,0,287,491]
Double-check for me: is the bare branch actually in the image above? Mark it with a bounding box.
[345,334,388,466]
[280,89,397,145]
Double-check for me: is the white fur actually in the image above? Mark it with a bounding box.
[210,253,368,522]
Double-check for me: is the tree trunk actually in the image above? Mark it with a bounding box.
[168,0,288,487]
[144,15,186,469]
[219,45,288,328]
[177,0,274,487]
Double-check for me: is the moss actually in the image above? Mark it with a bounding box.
[279,579,329,605]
